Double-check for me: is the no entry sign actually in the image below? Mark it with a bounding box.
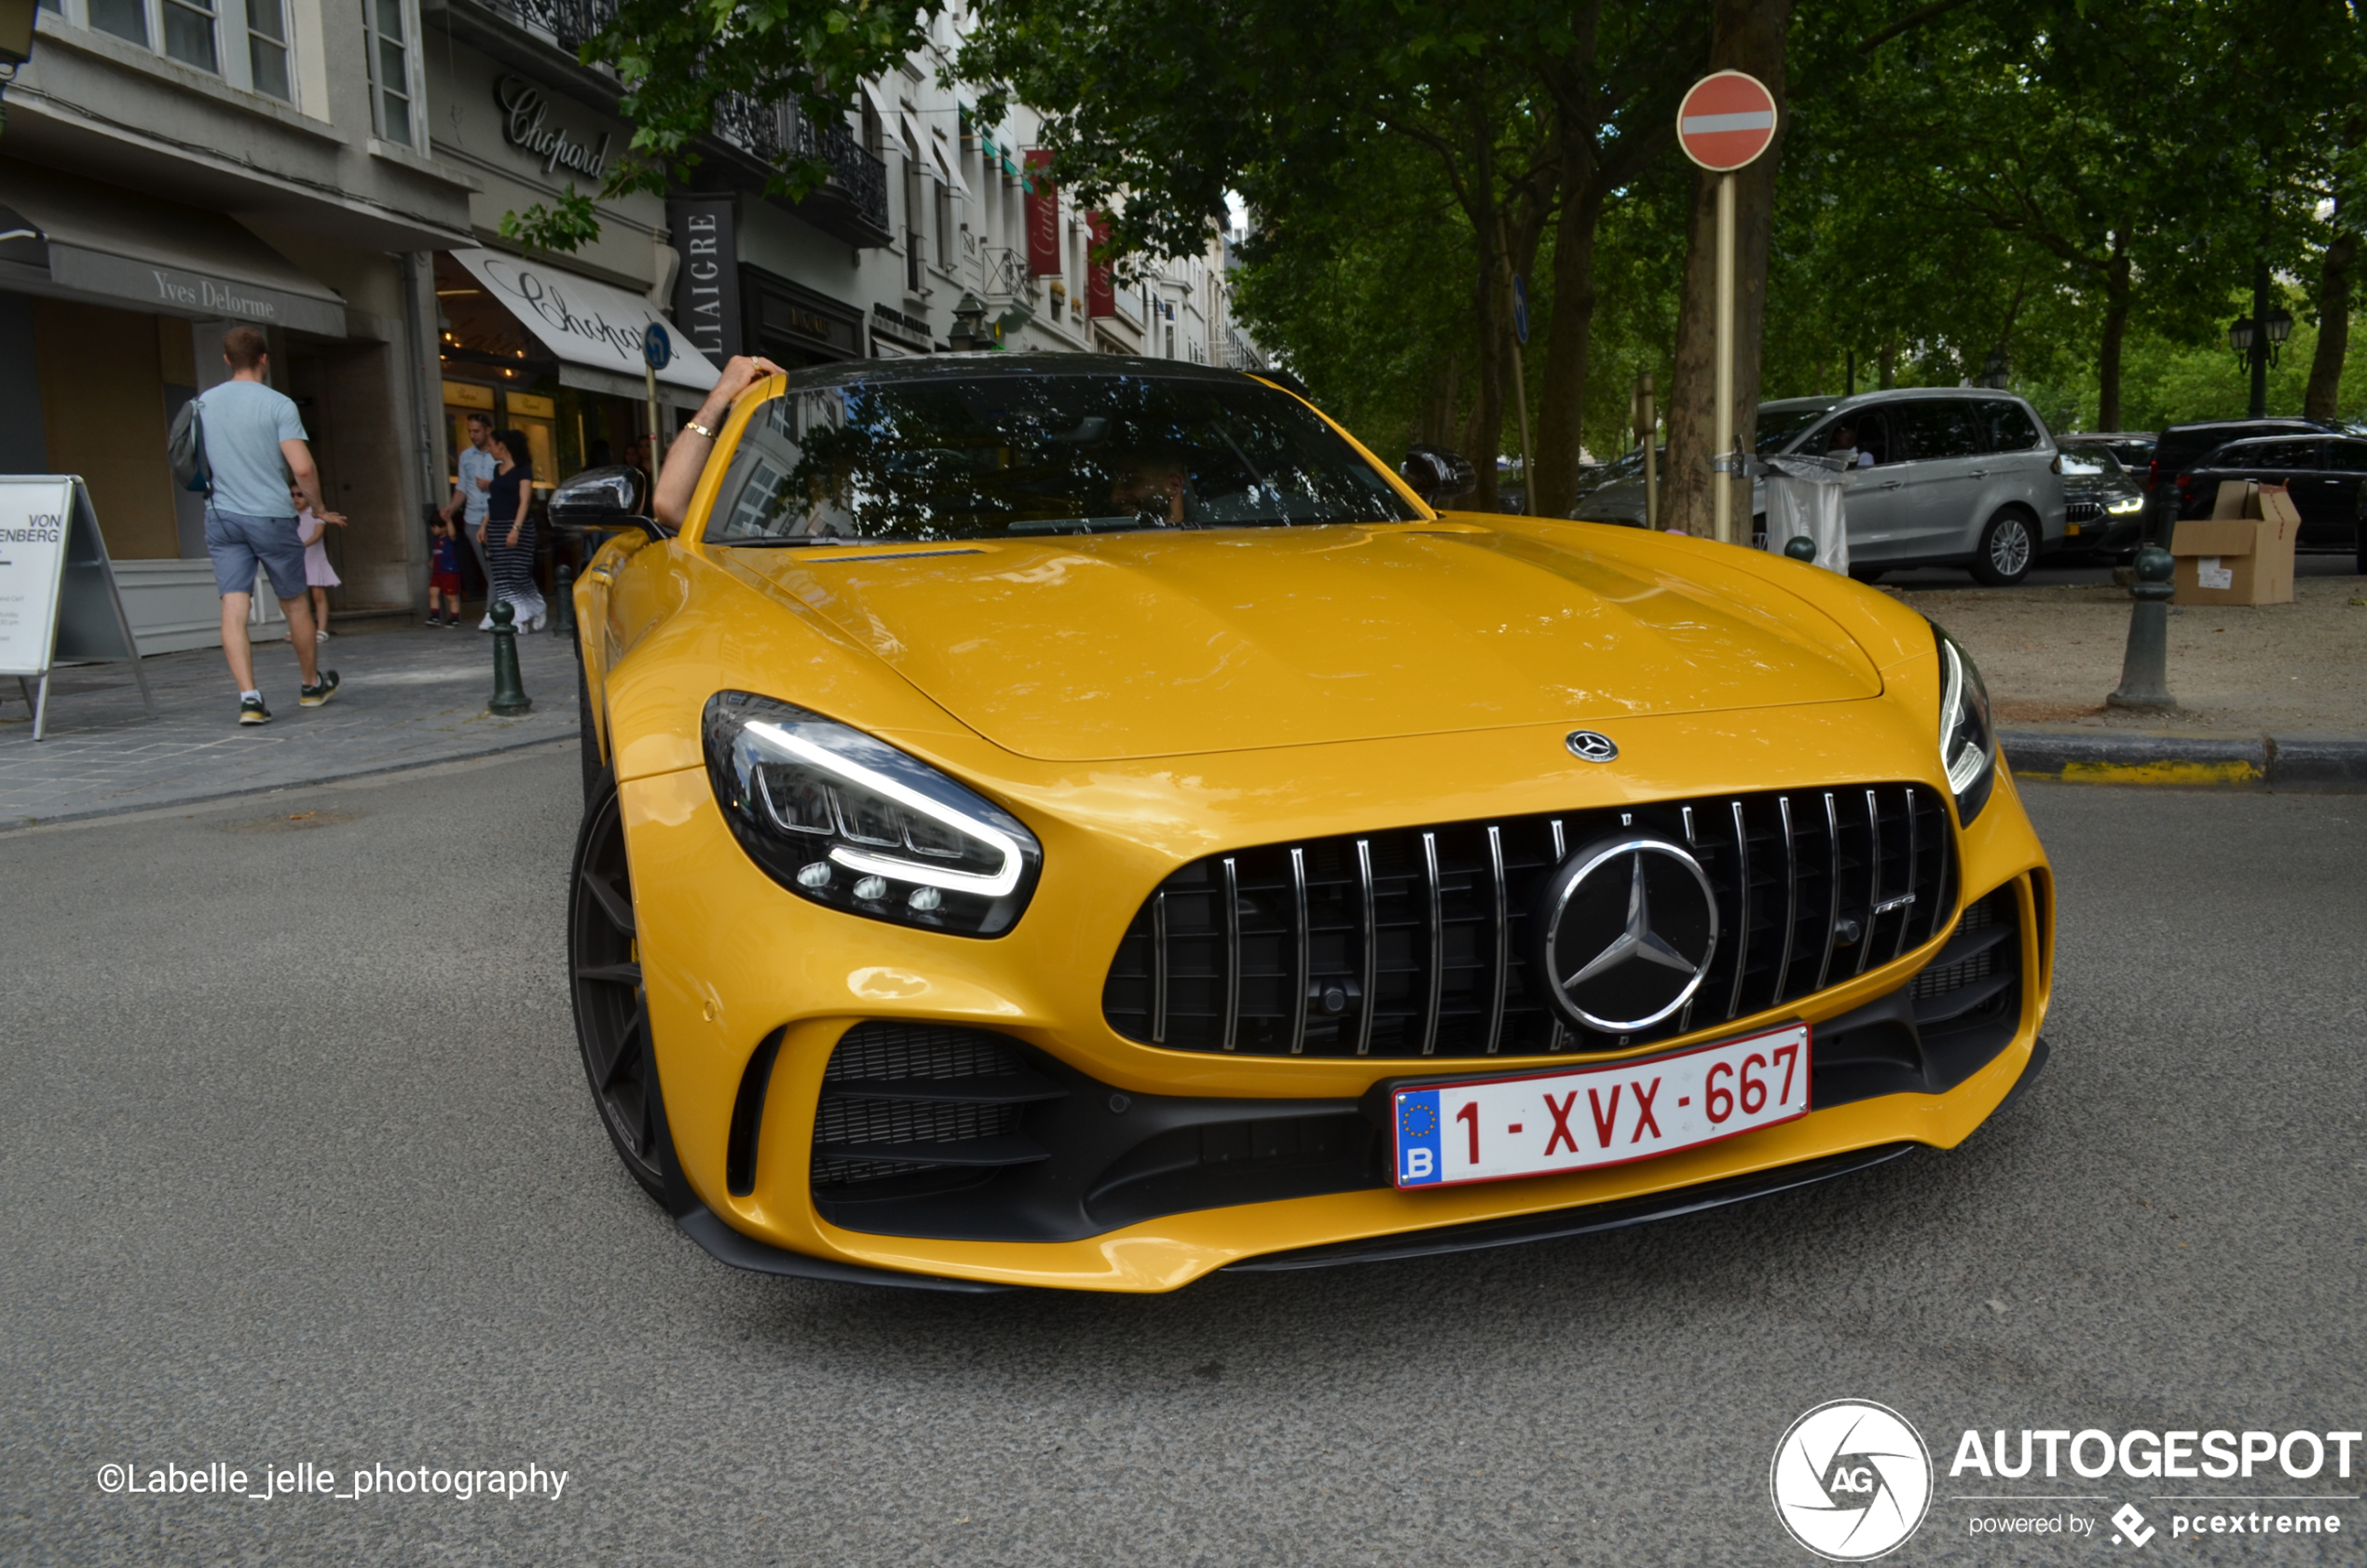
[1677,71,1778,171]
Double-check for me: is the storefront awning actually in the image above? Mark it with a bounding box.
[448,248,718,408]
[0,163,347,337]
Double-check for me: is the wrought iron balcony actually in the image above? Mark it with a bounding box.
[481,0,616,55]
[712,93,892,247]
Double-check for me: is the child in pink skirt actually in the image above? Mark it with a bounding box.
[291,483,345,643]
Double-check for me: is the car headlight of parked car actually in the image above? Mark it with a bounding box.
[1933,624,1997,826]
[703,690,1043,936]
[2106,495,2145,515]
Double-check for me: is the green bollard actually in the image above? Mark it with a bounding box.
[553,563,575,638]
[2106,542,2177,709]
[1784,536,1817,562]
[487,599,534,716]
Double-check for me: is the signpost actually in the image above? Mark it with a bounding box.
[0,476,155,740]
[642,320,672,467]
[1677,70,1779,547]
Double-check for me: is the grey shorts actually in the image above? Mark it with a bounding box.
[204,507,308,601]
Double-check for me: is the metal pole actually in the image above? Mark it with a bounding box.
[1640,373,1658,530]
[645,361,661,468]
[2107,542,2177,710]
[1714,172,1737,545]
[2249,252,2270,420]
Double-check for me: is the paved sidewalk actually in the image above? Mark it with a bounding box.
[1887,556,2366,733]
[0,622,581,828]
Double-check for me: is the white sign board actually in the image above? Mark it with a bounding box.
[0,476,75,675]
[447,247,719,394]
[0,475,154,739]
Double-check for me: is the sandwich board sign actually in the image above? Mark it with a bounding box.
[0,475,155,741]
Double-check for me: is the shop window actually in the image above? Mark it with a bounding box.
[362,0,417,145]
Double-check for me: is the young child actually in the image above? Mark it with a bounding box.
[428,514,465,628]
[292,483,345,642]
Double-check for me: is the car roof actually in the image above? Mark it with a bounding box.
[2160,416,2333,436]
[780,353,1279,394]
[2205,431,2346,455]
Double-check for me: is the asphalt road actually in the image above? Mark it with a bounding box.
[3,748,2362,1566]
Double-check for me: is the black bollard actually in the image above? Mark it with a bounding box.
[2106,543,2176,710]
[487,599,534,716]
[553,563,576,638]
[1785,536,1817,562]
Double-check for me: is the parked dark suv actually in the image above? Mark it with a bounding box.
[2146,417,2340,499]
[2175,432,2367,568]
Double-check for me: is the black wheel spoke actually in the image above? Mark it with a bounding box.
[575,961,643,987]
[583,871,636,936]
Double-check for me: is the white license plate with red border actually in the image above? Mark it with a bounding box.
[1390,1023,1811,1189]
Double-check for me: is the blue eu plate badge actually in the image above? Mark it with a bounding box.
[1396,1090,1443,1186]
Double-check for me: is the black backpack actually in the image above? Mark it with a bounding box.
[167,394,212,497]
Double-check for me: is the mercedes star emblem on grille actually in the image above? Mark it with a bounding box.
[1566,729,1619,763]
[1536,834,1718,1033]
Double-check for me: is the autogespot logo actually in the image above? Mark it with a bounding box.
[1771,1400,1934,1561]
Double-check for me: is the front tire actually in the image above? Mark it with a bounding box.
[1970,509,2037,586]
[569,773,669,1201]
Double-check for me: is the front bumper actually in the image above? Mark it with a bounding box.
[618,705,2055,1292]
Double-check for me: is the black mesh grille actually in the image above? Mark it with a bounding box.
[811,1024,1049,1196]
[1102,784,1957,1059]
[2065,500,2104,524]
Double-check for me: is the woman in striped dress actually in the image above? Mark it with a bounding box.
[480,429,547,631]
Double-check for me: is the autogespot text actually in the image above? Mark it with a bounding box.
[94,1460,568,1502]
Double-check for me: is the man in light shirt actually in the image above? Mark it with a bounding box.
[198,324,343,725]
[439,410,499,629]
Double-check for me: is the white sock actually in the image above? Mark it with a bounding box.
[240,689,263,702]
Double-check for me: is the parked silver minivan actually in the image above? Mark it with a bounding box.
[1569,389,2067,584]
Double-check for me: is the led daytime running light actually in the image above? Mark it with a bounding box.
[742,721,1025,897]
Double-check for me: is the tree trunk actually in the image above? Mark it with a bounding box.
[2097,233,2130,431]
[1462,125,1506,512]
[2305,219,2354,422]
[1878,335,1896,389]
[1663,0,1794,539]
[1418,352,1464,449]
[1533,181,1608,518]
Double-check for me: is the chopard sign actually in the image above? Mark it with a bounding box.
[494,75,612,180]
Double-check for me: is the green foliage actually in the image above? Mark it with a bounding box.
[498,186,603,255]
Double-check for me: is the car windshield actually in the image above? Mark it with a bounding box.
[2057,443,2123,477]
[705,372,1423,543]
[1755,403,1835,455]
[1582,444,1664,488]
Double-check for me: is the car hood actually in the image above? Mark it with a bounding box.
[727,524,1884,762]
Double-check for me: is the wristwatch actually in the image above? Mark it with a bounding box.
[684,419,717,440]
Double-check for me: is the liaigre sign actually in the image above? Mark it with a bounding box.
[494,75,612,181]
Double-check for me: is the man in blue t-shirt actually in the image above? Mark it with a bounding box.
[198,324,346,725]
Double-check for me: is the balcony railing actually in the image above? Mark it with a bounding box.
[484,0,616,54]
[712,93,890,242]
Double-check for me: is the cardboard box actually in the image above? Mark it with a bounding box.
[2169,482,2298,606]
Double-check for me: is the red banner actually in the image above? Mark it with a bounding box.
[1086,211,1115,318]
[1024,150,1060,278]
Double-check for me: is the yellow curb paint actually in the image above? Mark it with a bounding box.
[2047,758,2263,787]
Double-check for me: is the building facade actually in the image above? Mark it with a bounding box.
[0,0,1256,654]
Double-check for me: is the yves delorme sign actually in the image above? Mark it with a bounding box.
[47,247,347,338]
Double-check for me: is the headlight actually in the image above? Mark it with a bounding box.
[1933,623,1997,826]
[703,691,1042,936]
[2106,494,2145,515]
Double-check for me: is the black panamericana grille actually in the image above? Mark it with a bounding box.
[1101,784,1956,1060]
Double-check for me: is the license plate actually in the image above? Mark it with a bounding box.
[1391,1023,1811,1189]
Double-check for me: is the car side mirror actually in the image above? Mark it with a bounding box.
[1402,444,1478,505]
[549,465,667,539]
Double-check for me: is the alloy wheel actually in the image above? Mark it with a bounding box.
[569,783,667,1199]
[1973,511,2035,586]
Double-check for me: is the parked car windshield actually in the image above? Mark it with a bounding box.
[2057,443,2125,477]
[705,372,1423,543]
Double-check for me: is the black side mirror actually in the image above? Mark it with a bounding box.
[1402,444,1478,505]
[549,465,666,539]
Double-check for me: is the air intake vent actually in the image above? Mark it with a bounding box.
[1102,784,1955,1060]
[811,1024,1067,1202]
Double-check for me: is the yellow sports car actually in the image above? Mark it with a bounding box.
[556,356,2050,1294]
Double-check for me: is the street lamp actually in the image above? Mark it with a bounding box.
[1978,350,2010,390]
[2226,316,2255,358]
[949,293,988,351]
